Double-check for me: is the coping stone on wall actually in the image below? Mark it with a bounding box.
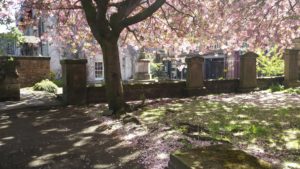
[13,56,51,60]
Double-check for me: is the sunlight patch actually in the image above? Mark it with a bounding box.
[93,164,115,169]
[283,162,300,169]
[2,136,14,140]
[119,151,140,163]
[247,144,265,153]
[0,141,5,146]
[0,125,9,129]
[81,125,100,134]
[73,136,92,147]
[157,152,168,160]
[28,159,49,167]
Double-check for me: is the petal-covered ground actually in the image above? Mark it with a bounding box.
[1,89,299,169]
[90,90,300,169]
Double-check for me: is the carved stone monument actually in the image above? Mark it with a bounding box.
[185,54,205,96]
[134,59,151,80]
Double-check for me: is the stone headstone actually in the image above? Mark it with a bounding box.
[134,59,151,80]
[185,54,205,96]
[169,145,273,169]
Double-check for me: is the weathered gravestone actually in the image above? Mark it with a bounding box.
[134,59,151,80]
[185,54,205,96]
[0,57,20,101]
[168,145,273,169]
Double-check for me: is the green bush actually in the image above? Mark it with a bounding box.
[33,79,58,93]
[268,83,285,92]
[150,62,167,79]
[48,71,56,81]
[53,79,63,87]
[256,46,284,77]
[284,87,300,94]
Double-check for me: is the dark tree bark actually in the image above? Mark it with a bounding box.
[80,0,165,114]
[100,37,125,113]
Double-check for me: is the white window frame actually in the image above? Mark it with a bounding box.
[95,62,104,80]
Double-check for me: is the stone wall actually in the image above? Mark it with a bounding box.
[86,77,284,103]
[14,56,51,87]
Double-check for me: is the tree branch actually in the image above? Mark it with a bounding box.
[121,0,166,28]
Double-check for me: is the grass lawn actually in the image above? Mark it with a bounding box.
[132,91,300,168]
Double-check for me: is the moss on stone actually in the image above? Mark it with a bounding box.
[169,145,273,169]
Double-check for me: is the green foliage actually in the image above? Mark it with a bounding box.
[0,48,4,55]
[150,62,167,79]
[48,71,56,81]
[7,56,14,62]
[179,138,193,149]
[246,125,267,136]
[268,83,285,92]
[256,46,284,77]
[47,71,63,87]
[52,79,63,87]
[33,79,58,93]
[284,87,300,94]
[0,27,24,44]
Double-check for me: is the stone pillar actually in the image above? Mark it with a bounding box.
[292,38,300,83]
[239,52,258,92]
[134,59,151,80]
[293,38,300,49]
[0,57,20,101]
[61,59,87,105]
[284,49,300,87]
[185,55,205,96]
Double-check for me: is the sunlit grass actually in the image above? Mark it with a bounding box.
[137,98,300,166]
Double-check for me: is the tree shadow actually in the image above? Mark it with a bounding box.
[0,106,143,169]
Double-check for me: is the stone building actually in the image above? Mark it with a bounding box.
[15,7,139,84]
[162,50,241,81]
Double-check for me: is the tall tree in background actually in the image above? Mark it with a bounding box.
[2,0,300,113]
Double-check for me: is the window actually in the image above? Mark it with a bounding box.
[41,42,49,56]
[95,62,103,80]
[6,41,15,55]
[38,19,45,36]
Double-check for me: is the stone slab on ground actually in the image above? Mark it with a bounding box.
[168,145,273,169]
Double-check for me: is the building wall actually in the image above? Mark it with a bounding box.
[87,55,104,84]
[86,45,138,84]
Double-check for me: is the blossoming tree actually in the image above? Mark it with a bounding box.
[2,0,299,113]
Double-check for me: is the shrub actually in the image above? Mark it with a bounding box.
[53,79,63,87]
[256,46,284,77]
[150,62,167,79]
[284,87,300,94]
[268,83,284,92]
[48,71,56,81]
[33,79,58,93]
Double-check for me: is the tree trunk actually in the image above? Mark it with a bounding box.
[100,38,125,114]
